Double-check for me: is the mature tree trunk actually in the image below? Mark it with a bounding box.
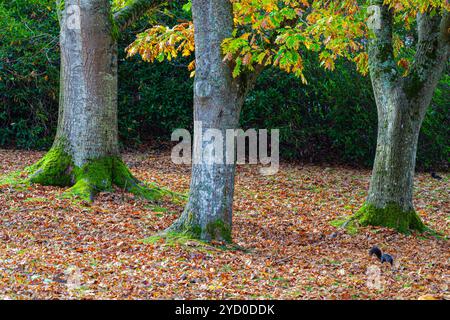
[26,0,162,201]
[165,0,259,242]
[356,1,449,232]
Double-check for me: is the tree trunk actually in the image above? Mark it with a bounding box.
[356,2,449,232]
[357,86,426,232]
[26,0,160,201]
[165,0,258,242]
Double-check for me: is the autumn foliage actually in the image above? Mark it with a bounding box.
[127,0,449,82]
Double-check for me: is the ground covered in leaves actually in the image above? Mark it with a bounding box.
[0,149,448,300]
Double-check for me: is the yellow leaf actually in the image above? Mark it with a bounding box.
[418,294,440,300]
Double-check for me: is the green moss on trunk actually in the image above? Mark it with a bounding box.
[112,158,163,200]
[15,148,163,202]
[27,146,73,186]
[206,219,232,243]
[65,157,164,202]
[65,157,115,201]
[355,202,425,233]
[142,232,206,247]
[167,214,232,243]
[165,210,202,239]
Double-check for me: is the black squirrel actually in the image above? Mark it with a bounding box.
[431,172,442,180]
[369,246,394,266]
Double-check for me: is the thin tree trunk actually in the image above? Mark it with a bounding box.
[166,0,258,242]
[26,0,161,201]
[356,1,449,232]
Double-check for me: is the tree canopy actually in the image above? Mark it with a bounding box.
[127,0,449,82]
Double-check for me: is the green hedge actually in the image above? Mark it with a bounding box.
[1,1,448,170]
[0,0,59,149]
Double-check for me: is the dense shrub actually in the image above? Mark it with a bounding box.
[417,73,449,170]
[117,41,193,146]
[243,63,449,169]
[0,1,448,170]
[241,58,378,166]
[0,0,59,149]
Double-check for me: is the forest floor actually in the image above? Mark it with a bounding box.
[0,149,448,300]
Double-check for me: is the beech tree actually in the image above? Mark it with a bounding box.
[355,1,449,231]
[150,0,262,241]
[299,0,449,232]
[22,0,165,201]
[128,0,326,241]
[128,0,274,241]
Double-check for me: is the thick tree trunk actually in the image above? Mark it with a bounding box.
[167,91,245,242]
[58,0,118,165]
[166,0,257,242]
[26,0,160,201]
[357,87,426,232]
[356,2,449,232]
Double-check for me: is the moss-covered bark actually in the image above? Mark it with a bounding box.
[362,3,448,235]
[355,202,425,233]
[164,211,202,239]
[164,211,232,243]
[27,146,74,186]
[205,220,232,243]
[23,147,163,202]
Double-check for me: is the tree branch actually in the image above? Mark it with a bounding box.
[114,0,165,32]
[404,11,450,99]
[367,0,399,86]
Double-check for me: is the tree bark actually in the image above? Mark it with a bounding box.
[356,1,449,232]
[359,86,427,232]
[26,0,161,201]
[165,0,259,242]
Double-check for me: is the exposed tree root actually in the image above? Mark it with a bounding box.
[353,202,425,233]
[330,203,426,235]
[163,209,232,243]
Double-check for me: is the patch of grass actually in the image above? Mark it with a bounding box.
[23,197,49,203]
[144,205,168,212]
[0,171,29,190]
[307,185,322,193]
[89,258,100,267]
[355,203,425,233]
[144,204,178,216]
[145,183,187,204]
[330,217,359,235]
[220,264,232,272]
[141,232,209,247]
[141,231,246,253]
[320,258,341,265]
[421,227,447,240]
